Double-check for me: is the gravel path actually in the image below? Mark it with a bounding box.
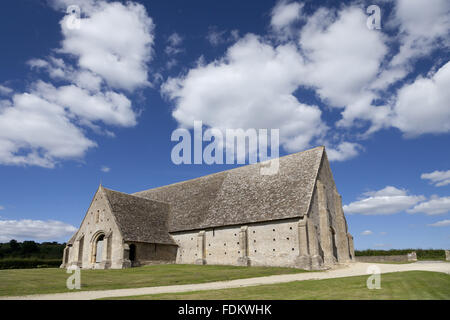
[2,261,449,300]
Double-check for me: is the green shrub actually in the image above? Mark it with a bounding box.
[0,258,62,269]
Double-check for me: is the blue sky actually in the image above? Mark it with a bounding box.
[0,0,449,250]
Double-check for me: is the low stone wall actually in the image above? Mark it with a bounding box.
[356,252,417,263]
[356,255,408,263]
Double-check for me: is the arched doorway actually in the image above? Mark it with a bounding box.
[91,232,105,264]
[129,244,136,263]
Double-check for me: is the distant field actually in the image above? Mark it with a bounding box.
[109,271,450,300]
[0,264,310,297]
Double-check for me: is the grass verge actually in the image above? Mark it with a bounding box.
[0,264,310,297]
[108,271,450,300]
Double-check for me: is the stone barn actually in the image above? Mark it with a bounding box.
[61,146,355,270]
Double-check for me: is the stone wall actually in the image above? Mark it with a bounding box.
[356,255,408,262]
[312,154,354,266]
[171,218,302,268]
[356,252,418,263]
[127,242,177,266]
[65,188,126,269]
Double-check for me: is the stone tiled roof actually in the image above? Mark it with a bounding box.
[102,187,176,245]
[134,146,325,233]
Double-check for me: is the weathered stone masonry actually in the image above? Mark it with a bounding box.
[62,146,354,270]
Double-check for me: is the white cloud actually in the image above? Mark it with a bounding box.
[28,57,104,92]
[0,219,77,242]
[408,196,450,215]
[392,61,450,136]
[165,4,443,158]
[49,0,98,13]
[167,32,182,46]
[207,28,226,46]
[365,186,408,197]
[0,85,13,96]
[344,186,425,215]
[28,57,72,80]
[162,34,327,153]
[421,170,450,187]
[0,1,154,167]
[428,219,450,227]
[299,7,389,131]
[59,1,154,91]
[390,0,450,67]
[0,206,4,210]
[271,1,303,31]
[0,93,96,168]
[361,230,373,236]
[101,166,110,173]
[74,70,103,92]
[32,81,136,127]
[295,2,448,139]
[165,33,183,55]
[326,142,362,162]
[206,27,240,47]
[166,59,178,70]
[27,58,49,69]
[293,2,447,140]
[371,0,450,91]
[161,2,450,161]
[165,33,183,69]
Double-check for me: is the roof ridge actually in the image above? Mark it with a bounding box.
[103,186,170,206]
[133,145,325,195]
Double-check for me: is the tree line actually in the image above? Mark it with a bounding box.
[355,249,446,260]
[0,240,65,260]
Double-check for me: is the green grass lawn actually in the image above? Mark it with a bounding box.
[0,264,310,297]
[109,271,450,300]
